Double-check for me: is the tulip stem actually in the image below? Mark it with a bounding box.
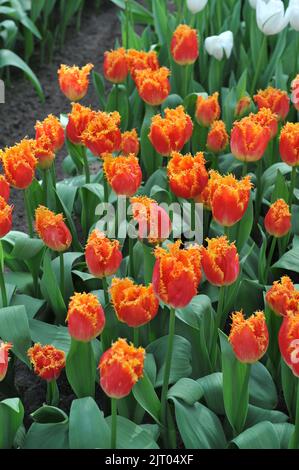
[250,35,267,96]
[289,379,299,449]
[288,167,297,207]
[264,236,276,285]
[160,307,176,446]
[111,398,117,449]
[102,276,109,306]
[129,236,134,278]
[59,252,65,300]
[133,327,139,346]
[224,226,230,240]
[0,241,7,308]
[190,198,195,234]
[46,380,59,407]
[82,146,90,184]
[24,189,34,238]
[254,159,263,224]
[103,175,109,204]
[182,65,189,98]
[242,162,248,177]
[43,170,48,206]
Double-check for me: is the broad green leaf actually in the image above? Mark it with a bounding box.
[0,398,24,449]
[230,421,280,449]
[168,378,204,406]
[66,339,96,398]
[0,305,31,365]
[133,372,161,424]
[23,422,69,449]
[105,415,159,449]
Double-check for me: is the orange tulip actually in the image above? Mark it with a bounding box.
[0,196,12,238]
[85,229,122,278]
[209,172,252,227]
[34,135,55,170]
[254,87,290,121]
[0,342,12,382]
[201,236,239,286]
[35,115,65,152]
[131,195,172,245]
[266,276,296,317]
[0,139,37,189]
[110,278,159,327]
[66,103,96,145]
[134,67,171,106]
[126,49,159,80]
[0,175,10,202]
[195,93,220,127]
[195,169,222,209]
[58,63,94,101]
[28,343,65,381]
[235,96,251,117]
[66,292,105,342]
[103,48,128,84]
[81,111,121,157]
[120,129,139,155]
[279,122,299,167]
[170,24,199,65]
[251,108,278,139]
[99,338,145,398]
[103,153,142,197]
[264,199,291,238]
[229,310,269,363]
[206,120,229,153]
[279,313,299,376]
[167,151,208,199]
[152,240,201,308]
[291,74,299,112]
[230,115,271,162]
[149,105,193,156]
[35,206,72,252]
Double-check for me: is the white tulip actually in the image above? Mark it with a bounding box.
[249,0,257,8]
[186,0,208,14]
[204,31,234,61]
[286,0,299,31]
[256,0,289,35]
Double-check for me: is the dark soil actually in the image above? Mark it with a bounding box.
[0,1,121,426]
[0,0,121,233]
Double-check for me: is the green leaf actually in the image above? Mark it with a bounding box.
[23,421,69,449]
[197,373,224,415]
[0,398,24,449]
[69,398,110,449]
[40,250,66,324]
[168,378,204,406]
[176,295,213,330]
[92,71,106,109]
[105,415,159,449]
[172,398,227,449]
[29,319,71,354]
[230,421,280,449]
[245,405,288,429]
[219,331,250,435]
[140,104,161,177]
[0,49,43,100]
[0,305,31,365]
[106,84,129,131]
[249,361,277,410]
[147,335,192,387]
[272,247,299,273]
[11,294,45,320]
[31,405,68,424]
[132,372,161,424]
[66,339,96,398]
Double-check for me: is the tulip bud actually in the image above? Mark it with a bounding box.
[279,314,299,376]
[67,292,106,342]
[0,196,12,238]
[187,0,208,14]
[287,0,299,31]
[131,195,172,245]
[81,111,121,157]
[152,240,201,308]
[201,236,240,286]
[34,135,55,170]
[0,175,10,202]
[58,64,94,101]
[66,103,96,145]
[0,139,37,190]
[266,276,296,317]
[206,120,229,153]
[134,67,171,106]
[103,153,142,197]
[103,48,128,84]
[167,151,208,199]
[229,310,269,363]
[0,342,12,382]
[256,0,289,35]
[35,206,72,252]
[35,115,65,153]
[204,31,233,61]
[120,129,139,155]
[254,87,290,121]
[195,93,221,127]
[28,343,65,381]
[251,108,278,139]
[85,229,122,279]
[149,106,193,156]
[235,96,251,117]
[264,199,291,238]
[99,338,145,399]
[231,115,271,162]
[209,172,252,227]
[170,24,199,66]
[279,122,299,167]
[126,49,159,81]
[110,278,159,327]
